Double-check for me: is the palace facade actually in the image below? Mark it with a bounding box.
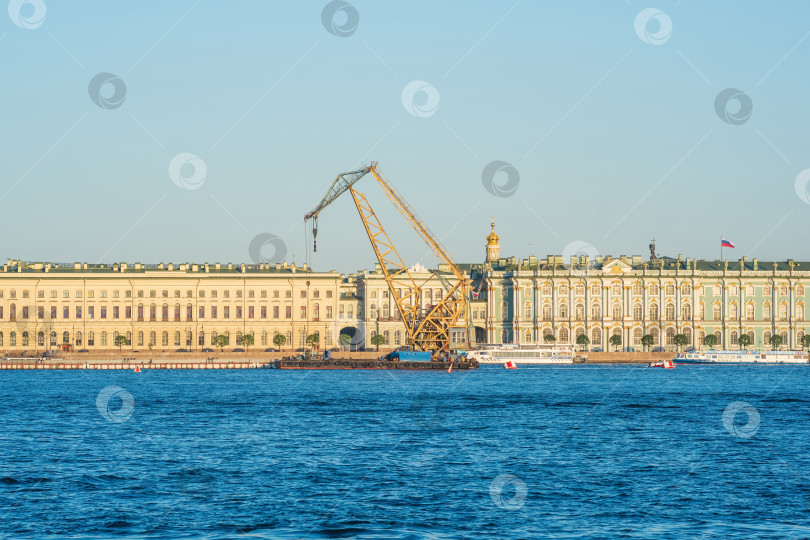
[0,224,806,352]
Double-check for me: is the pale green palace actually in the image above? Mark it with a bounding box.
[476,223,808,351]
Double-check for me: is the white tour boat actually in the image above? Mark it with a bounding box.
[674,350,809,365]
[466,344,574,365]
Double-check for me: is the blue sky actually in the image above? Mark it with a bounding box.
[2,1,809,273]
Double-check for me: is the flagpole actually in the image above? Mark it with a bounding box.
[720,235,723,262]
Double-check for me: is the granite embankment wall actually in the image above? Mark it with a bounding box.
[585,352,677,364]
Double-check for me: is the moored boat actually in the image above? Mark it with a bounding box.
[467,344,574,365]
[674,350,809,365]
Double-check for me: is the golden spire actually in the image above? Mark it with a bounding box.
[486,218,499,246]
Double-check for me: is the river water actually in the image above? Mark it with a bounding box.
[1,365,809,539]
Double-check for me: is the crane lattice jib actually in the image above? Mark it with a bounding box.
[303,162,470,353]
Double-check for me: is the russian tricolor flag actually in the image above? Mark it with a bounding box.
[721,238,735,248]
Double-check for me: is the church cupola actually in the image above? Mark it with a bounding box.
[486,219,500,262]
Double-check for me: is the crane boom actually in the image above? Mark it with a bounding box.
[304,162,471,354]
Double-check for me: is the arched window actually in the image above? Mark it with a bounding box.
[575,284,585,296]
[126,331,132,345]
[393,330,400,345]
[75,331,81,346]
[199,331,205,346]
[612,304,622,320]
[542,283,552,296]
[729,303,738,319]
[763,302,772,320]
[649,284,659,295]
[591,283,600,296]
[339,305,345,319]
[665,328,675,345]
[63,331,70,344]
[347,306,354,319]
[797,285,805,296]
[714,330,722,346]
[729,285,738,296]
[713,303,721,321]
[746,303,755,320]
[681,303,691,320]
[149,331,156,346]
[633,304,642,320]
[542,304,552,321]
[650,303,659,319]
[730,331,738,346]
[745,284,754,296]
[747,330,754,346]
[101,331,107,347]
[0,332,4,346]
[558,327,569,343]
[88,331,94,346]
[525,330,532,342]
[524,302,532,319]
[370,303,377,319]
[633,327,643,345]
[763,330,771,346]
[37,331,44,346]
[150,304,156,320]
[501,329,510,344]
[779,303,788,321]
[612,282,622,296]
[798,305,805,321]
[650,327,660,344]
[682,283,692,295]
[591,327,601,345]
[174,331,180,346]
[162,331,169,346]
[50,331,57,346]
[780,285,788,296]
[559,284,569,296]
[632,282,642,296]
[684,327,692,343]
[665,303,675,319]
[575,303,584,319]
[591,303,601,319]
[665,284,675,296]
[559,303,568,318]
[10,332,17,346]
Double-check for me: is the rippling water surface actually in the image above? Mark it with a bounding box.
[2,364,810,539]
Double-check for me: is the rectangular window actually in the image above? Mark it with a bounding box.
[125,306,131,319]
[174,305,180,320]
[21,306,28,319]
[200,290,206,298]
[125,290,131,298]
[113,290,120,298]
[187,305,192,320]
[211,306,217,318]
[37,306,44,319]
[261,306,267,318]
[248,306,254,319]
[199,306,205,319]
[63,306,69,319]
[236,306,242,318]
[162,305,169,320]
[285,306,291,318]
[50,306,56,319]
[300,306,306,318]
[224,306,230,319]
[76,291,82,298]
[63,291,69,298]
[273,306,279,318]
[113,306,119,319]
[137,305,144,320]
[76,306,82,318]
[100,291,107,298]
[101,306,107,319]
[88,306,94,319]
[50,290,57,298]
[87,291,94,299]
[326,306,333,319]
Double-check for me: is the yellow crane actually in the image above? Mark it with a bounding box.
[304,162,471,354]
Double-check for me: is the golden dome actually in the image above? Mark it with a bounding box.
[486,219,499,246]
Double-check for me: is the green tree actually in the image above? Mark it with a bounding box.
[673,333,688,352]
[801,334,810,352]
[703,334,719,349]
[543,333,556,343]
[306,333,320,350]
[339,333,352,350]
[769,333,783,350]
[738,333,752,350]
[576,333,590,351]
[213,334,228,352]
[370,333,386,351]
[114,334,127,352]
[609,334,622,351]
[241,333,254,352]
[273,333,287,350]
[641,334,654,352]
